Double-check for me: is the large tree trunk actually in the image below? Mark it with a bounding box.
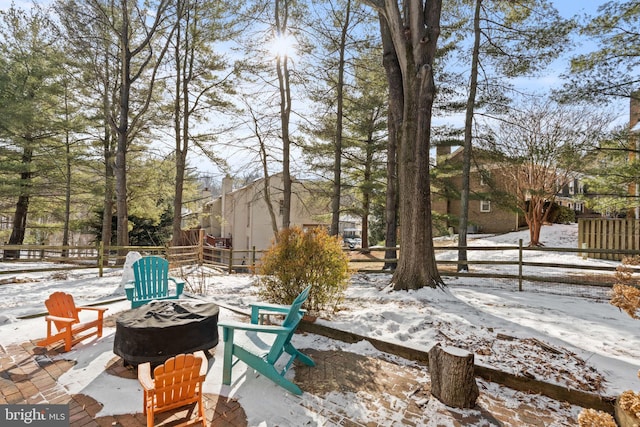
[7,194,28,250]
[6,146,34,259]
[380,15,400,270]
[393,63,442,289]
[428,343,479,408]
[386,0,444,290]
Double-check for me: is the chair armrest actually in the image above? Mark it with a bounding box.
[168,278,185,296]
[77,306,108,313]
[251,302,304,313]
[193,350,208,377]
[124,284,134,300]
[45,315,75,325]
[250,303,306,324]
[138,362,154,391]
[218,320,291,335]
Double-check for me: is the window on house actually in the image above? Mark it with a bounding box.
[279,200,284,215]
[246,202,250,227]
[480,200,491,212]
[480,172,488,186]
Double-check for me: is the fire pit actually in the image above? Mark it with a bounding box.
[113,299,219,366]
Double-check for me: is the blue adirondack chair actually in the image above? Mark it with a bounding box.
[219,285,315,395]
[124,256,185,308]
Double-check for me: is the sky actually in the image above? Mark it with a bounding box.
[0,0,621,180]
[0,223,638,425]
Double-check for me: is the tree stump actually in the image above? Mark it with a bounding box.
[428,343,479,408]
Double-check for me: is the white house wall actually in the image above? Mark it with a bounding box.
[212,174,327,252]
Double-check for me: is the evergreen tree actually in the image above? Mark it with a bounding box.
[560,0,640,104]
[0,5,64,256]
[341,49,388,249]
[167,0,238,245]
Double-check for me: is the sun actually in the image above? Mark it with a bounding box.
[270,33,297,59]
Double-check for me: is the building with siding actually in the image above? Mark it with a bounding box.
[202,173,329,251]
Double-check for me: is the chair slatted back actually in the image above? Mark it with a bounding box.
[133,256,170,301]
[152,353,202,409]
[44,292,80,331]
[265,285,311,364]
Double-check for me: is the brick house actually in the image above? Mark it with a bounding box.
[432,147,526,234]
[432,146,592,234]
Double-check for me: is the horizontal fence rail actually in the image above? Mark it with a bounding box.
[0,239,635,290]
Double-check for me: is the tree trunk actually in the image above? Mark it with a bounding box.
[330,0,351,237]
[457,0,482,272]
[101,128,115,261]
[101,172,114,251]
[275,0,292,230]
[100,44,115,260]
[380,15,400,270]
[428,343,479,409]
[62,84,72,257]
[114,10,131,258]
[6,146,34,259]
[393,62,442,289]
[366,0,444,290]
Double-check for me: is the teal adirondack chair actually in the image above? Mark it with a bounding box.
[124,256,185,308]
[219,285,315,395]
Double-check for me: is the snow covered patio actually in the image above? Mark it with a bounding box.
[1,224,639,425]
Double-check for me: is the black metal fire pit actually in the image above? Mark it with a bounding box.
[113,299,219,366]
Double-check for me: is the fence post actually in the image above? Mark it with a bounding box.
[252,246,256,272]
[98,241,104,278]
[518,239,523,292]
[228,248,233,274]
[198,229,204,265]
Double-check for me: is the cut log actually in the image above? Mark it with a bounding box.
[428,343,479,408]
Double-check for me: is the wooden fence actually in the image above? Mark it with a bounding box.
[0,239,635,289]
[578,218,640,261]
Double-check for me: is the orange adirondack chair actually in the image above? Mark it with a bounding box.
[138,351,209,427]
[37,291,108,352]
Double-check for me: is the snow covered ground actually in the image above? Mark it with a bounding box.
[0,223,638,425]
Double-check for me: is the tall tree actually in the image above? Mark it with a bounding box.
[301,0,377,237]
[168,0,236,245]
[274,0,294,229]
[448,0,573,271]
[0,5,62,256]
[232,0,308,232]
[341,49,388,249]
[361,0,444,290]
[56,0,128,252]
[85,0,173,251]
[379,16,401,271]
